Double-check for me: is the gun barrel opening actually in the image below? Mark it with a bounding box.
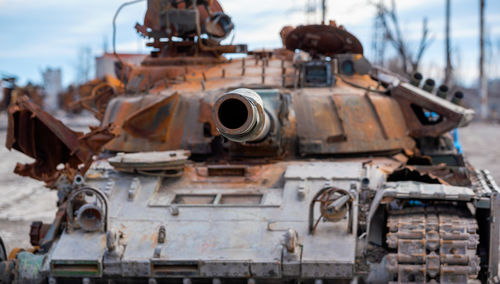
[217,98,249,129]
[423,78,435,93]
[213,88,271,143]
[437,85,449,98]
[410,72,423,87]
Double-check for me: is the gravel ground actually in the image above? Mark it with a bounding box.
[460,122,500,182]
[0,120,499,256]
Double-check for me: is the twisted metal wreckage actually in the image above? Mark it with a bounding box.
[2,0,500,283]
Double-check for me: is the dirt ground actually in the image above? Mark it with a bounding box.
[0,129,58,253]
[0,120,499,256]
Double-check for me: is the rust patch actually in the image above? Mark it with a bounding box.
[123,92,179,141]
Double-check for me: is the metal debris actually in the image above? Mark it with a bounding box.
[6,96,115,186]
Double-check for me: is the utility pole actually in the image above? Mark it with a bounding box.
[479,0,488,119]
[321,0,327,24]
[444,0,452,85]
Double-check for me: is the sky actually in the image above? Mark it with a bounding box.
[0,0,499,87]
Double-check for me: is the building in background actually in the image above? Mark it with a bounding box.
[42,68,62,112]
[95,53,147,79]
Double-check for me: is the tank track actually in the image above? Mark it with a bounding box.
[385,206,481,284]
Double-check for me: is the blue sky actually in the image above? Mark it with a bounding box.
[0,0,499,86]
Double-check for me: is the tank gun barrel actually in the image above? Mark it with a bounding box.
[213,88,271,143]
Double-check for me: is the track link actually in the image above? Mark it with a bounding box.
[386,206,480,284]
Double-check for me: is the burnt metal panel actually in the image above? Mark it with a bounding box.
[391,82,475,137]
[294,90,415,154]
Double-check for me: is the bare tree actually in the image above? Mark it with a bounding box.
[494,38,500,78]
[444,0,453,85]
[305,0,317,24]
[479,0,487,119]
[371,9,387,66]
[454,45,463,83]
[76,46,92,84]
[374,0,433,76]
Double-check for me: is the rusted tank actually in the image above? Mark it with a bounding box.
[2,1,500,283]
[0,77,44,111]
[58,75,124,118]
